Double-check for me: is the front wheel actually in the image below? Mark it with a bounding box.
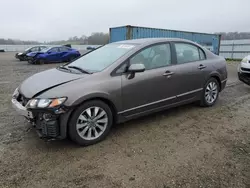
[200,78,220,107]
[69,100,113,146]
[37,58,45,65]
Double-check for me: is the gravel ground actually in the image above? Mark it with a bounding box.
[0,52,249,188]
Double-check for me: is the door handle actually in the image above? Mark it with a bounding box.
[198,64,206,70]
[163,71,174,77]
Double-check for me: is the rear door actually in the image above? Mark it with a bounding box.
[171,42,209,102]
[59,47,70,60]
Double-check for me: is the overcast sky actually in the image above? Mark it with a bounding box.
[0,0,249,42]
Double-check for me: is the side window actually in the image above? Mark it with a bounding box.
[175,43,200,64]
[130,43,171,70]
[199,49,206,60]
[49,48,58,53]
[116,62,128,74]
[59,47,70,52]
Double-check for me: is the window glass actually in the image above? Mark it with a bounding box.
[199,49,206,60]
[49,48,58,53]
[130,43,171,70]
[59,47,70,52]
[30,47,38,52]
[116,62,128,74]
[175,43,200,64]
[40,46,47,51]
[67,43,136,72]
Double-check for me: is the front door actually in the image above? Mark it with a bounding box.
[120,43,178,117]
[47,47,59,62]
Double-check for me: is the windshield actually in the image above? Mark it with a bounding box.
[67,43,136,72]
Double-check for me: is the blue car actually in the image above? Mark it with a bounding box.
[27,46,81,64]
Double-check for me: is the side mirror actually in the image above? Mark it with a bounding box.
[128,63,145,73]
[47,51,51,54]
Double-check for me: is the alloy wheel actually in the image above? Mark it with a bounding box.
[205,81,218,104]
[76,106,108,140]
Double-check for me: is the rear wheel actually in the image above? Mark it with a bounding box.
[200,78,220,107]
[69,100,113,146]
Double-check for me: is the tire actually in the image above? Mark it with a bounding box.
[69,100,113,146]
[200,77,220,107]
[38,59,45,65]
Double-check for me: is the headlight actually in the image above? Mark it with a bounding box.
[26,97,67,108]
[241,57,248,63]
[38,99,51,108]
[18,53,23,55]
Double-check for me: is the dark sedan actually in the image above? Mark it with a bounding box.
[12,38,227,146]
[15,45,48,61]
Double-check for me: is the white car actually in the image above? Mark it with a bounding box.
[238,55,250,85]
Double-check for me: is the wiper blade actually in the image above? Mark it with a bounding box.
[68,66,92,74]
[58,66,71,72]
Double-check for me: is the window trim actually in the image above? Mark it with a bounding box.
[198,48,206,60]
[172,41,207,65]
[111,42,174,76]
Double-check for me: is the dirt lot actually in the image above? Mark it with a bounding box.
[0,52,249,188]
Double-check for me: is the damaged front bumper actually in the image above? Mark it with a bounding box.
[27,56,36,64]
[12,96,70,140]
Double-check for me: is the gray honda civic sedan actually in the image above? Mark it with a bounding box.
[12,38,227,145]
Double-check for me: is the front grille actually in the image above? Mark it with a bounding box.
[17,93,29,106]
[35,113,60,138]
[241,67,250,72]
[41,121,59,137]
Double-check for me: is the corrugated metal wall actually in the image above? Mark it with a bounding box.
[220,39,250,59]
[109,25,221,55]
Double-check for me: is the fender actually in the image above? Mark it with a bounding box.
[206,71,224,90]
[208,71,222,81]
[71,91,117,109]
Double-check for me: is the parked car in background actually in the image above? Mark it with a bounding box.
[12,38,227,146]
[15,45,48,61]
[86,46,97,50]
[27,46,81,64]
[238,55,250,85]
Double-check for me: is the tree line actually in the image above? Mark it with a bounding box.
[0,32,109,45]
[1,32,250,45]
[47,32,109,45]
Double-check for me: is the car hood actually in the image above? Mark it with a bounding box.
[19,68,86,98]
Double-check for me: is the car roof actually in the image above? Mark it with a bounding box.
[113,38,196,45]
[50,45,71,48]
